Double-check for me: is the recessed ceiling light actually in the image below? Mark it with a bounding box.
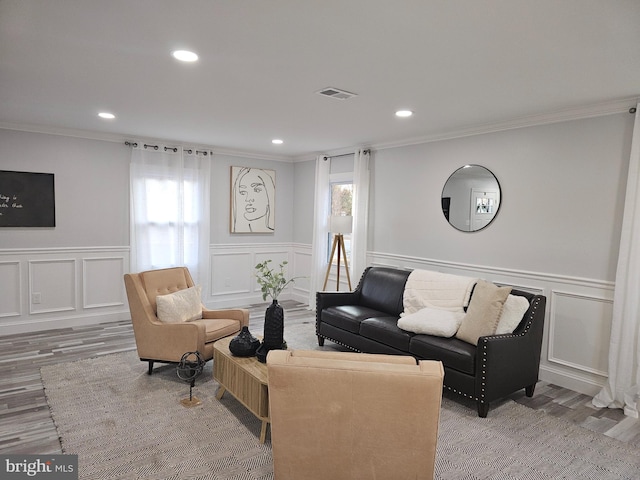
[395,110,413,118]
[272,139,284,145]
[98,112,115,119]
[172,50,198,62]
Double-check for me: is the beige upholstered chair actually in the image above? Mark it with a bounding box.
[267,350,444,480]
[124,267,249,374]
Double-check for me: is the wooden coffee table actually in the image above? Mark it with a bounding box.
[213,335,270,443]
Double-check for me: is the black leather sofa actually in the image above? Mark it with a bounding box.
[316,266,546,417]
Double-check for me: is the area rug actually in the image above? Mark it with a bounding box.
[42,351,640,480]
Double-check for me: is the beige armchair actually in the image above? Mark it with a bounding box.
[124,267,249,374]
[267,350,444,480]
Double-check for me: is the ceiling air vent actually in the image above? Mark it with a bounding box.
[316,87,357,100]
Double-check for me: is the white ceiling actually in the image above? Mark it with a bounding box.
[1,0,639,159]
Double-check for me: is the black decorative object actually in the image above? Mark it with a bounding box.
[256,300,286,363]
[229,326,260,357]
[253,259,300,363]
[176,351,205,407]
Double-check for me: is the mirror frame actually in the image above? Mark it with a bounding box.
[441,164,501,232]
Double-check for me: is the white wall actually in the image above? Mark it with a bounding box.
[0,129,132,332]
[0,111,634,397]
[206,153,309,307]
[366,112,633,396]
[0,129,130,248]
[210,154,295,245]
[370,114,632,281]
[292,159,315,244]
[0,129,302,333]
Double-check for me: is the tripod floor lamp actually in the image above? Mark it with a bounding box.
[323,215,352,291]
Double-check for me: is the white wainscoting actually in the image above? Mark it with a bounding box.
[367,250,615,397]
[547,291,612,377]
[1,243,614,398]
[0,247,131,335]
[207,243,311,309]
[291,243,312,301]
[208,245,617,397]
[0,261,22,318]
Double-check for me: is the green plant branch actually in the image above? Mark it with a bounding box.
[254,259,301,301]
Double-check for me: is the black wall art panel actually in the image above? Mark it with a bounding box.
[0,170,56,227]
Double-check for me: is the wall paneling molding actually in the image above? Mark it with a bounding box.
[368,250,615,397]
[0,247,130,335]
[0,261,22,318]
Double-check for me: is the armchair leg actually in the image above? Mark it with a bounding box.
[317,335,325,346]
[147,360,154,375]
[525,383,536,397]
[477,401,489,418]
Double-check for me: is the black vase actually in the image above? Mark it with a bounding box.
[256,299,285,363]
[229,326,260,357]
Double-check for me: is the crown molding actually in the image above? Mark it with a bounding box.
[3,96,637,163]
[209,147,294,163]
[0,122,295,163]
[0,121,132,144]
[370,96,639,152]
[291,97,639,162]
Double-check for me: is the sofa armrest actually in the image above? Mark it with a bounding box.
[136,320,207,362]
[315,290,362,332]
[476,295,546,402]
[316,290,361,312]
[202,307,250,328]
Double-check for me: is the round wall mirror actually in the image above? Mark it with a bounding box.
[441,165,501,232]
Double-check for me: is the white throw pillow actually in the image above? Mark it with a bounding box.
[398,307,465,337]
[495,294,530,334]
[156,285,203,323]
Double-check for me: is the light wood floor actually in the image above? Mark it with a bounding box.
[1,300,639,455]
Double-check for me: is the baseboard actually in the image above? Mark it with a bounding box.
[539,364,604,397]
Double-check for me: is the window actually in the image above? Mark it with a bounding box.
[130,148,210,285]
[141,175,201,269]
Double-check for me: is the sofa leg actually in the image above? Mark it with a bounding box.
[477,402,489,418]
[317,335,325,347]
[525,383,536,397]
[147,361,154,375]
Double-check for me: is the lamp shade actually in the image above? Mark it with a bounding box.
[330,215,353,234]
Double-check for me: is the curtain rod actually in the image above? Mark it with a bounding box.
[124,141,210,155]
[324,149,370,160]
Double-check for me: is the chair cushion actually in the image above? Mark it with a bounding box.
[322,305,387,334]
[409,335,476,375]
[360,317,413,351]
[156,285,203,323]
[191,318,241,343]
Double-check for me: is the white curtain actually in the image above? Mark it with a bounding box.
[592,103,640,418]
[130,145,211,289]
[352,148,370,281]
[308,155,331,307]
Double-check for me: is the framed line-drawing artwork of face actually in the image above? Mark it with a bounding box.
[230,166,276,233]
